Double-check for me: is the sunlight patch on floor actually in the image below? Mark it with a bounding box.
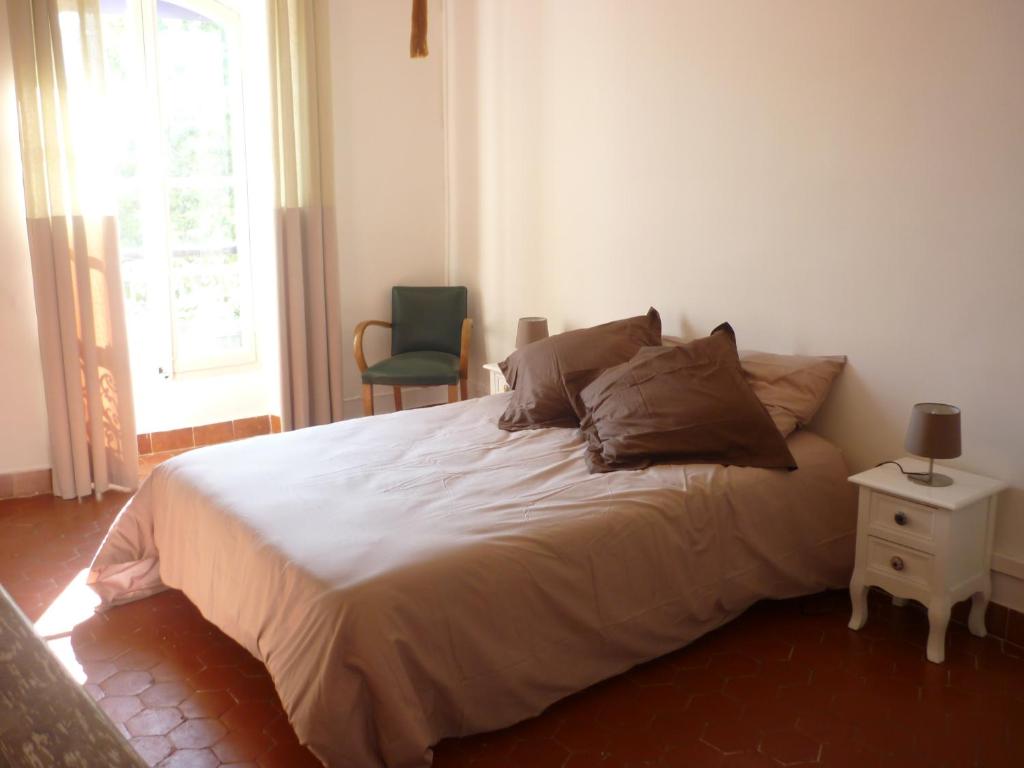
[33,568,99,641]
[44,635,87,684]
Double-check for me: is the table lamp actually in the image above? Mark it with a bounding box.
[515,317,548,349]
[904,402,961,487]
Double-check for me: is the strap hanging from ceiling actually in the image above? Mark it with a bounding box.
[411,0,429,58]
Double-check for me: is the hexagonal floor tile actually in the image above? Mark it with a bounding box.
[101,670,154,696]
[221,699,280,732]
[157,748,219,768]
[126,707,184,737]
[760,728,821,765]
[168,717,228,749]
[211,729,275,763]
[118,648,163,671]
[660,737,725,766]
[702,718,761,755]
[140,681,192,708]
[673,665,726,696]
[98,695,144,724]
[180,690,236,720]
[6,488,1024,768]
[129,735,173,766]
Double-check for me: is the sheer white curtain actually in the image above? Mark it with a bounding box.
[267,0,343,430]
[7,0,138,499]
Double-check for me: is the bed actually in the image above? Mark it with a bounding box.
[89,393,857,767]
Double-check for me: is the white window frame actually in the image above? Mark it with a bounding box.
[117,0,258,377]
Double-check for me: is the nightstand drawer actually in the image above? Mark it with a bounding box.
[866,537,933,590]
[868,492,936,546]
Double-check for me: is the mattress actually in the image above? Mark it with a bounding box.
[88,393,857,767]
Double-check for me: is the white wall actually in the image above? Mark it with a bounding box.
[0,0,51,472]
[447,1,1024,604]
[327,0,449,416]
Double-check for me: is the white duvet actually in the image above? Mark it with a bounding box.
[89,394,856,767]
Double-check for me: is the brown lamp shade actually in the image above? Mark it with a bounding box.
[515,317,549,349]
[904,403,961,459]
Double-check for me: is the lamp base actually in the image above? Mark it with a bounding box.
[908,472,954,487]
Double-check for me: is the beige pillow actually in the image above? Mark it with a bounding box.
[738,351,846,437]
[663,337,845,437]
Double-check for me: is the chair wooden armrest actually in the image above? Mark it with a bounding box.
[459,318,473,380]
[353,320,392,373]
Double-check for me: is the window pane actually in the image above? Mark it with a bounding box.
[100,7,144,179]
[117,189,144,251]
[158,2,234,178]
[158,1,254,372]
[170,248,247,356]
[167,184,237,247]
[99,0,256,374]
[120,251,148,315]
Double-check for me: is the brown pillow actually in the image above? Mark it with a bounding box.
[663,337,847,437]
[738,351,846,437]
[498,308,662,431]
[569,323,797,474]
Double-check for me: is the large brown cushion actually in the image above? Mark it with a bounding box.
[663,337,847,438]
[569,324,797,474]
[738,351,846,437]
[498,308,662,431]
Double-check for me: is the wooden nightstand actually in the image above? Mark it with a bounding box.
[483,362,510,395]
[847,458,1006,663]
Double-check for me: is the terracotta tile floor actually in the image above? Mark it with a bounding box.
[2,490,1023,768]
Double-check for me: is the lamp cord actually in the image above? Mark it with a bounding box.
[875,460,929,478]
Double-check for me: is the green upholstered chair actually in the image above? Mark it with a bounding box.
[353,286,472,415]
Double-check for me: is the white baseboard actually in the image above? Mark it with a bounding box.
[992,552,1024,580]
[992,572,1024,615]
[992,553,1024,614]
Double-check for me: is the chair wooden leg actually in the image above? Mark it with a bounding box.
[460,377,468,401]
[447,384,459,404]
[392,386,403,411]
[362,383,374,416]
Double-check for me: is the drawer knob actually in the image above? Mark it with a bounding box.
[890,556,905,572]
[894,511,908,526]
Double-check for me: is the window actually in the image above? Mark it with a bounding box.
[99,0,256,376]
